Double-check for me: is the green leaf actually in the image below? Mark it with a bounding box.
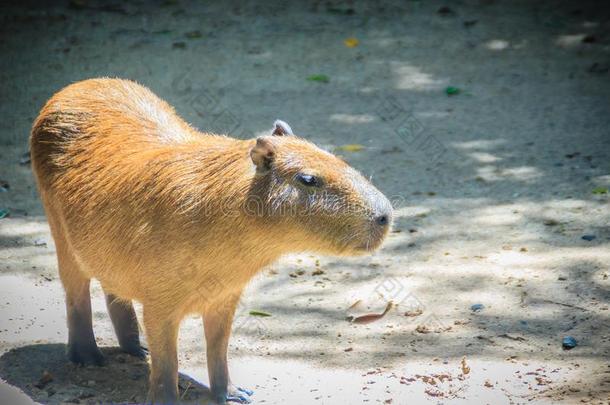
[446,86,461,96]
[307,74,330,83]
[592,187,608,195]
[249,310,271,317]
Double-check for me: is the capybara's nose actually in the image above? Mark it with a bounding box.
[375,214,390,227]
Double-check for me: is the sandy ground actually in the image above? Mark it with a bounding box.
[1,0,610,404]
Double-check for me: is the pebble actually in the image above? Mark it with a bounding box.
[562,336,578,350]
[470,304,484,312]
[581,235,596,241]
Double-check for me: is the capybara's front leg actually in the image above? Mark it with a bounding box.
[204,293,252,404]
[144,307,180,404]
[105,293,146,359]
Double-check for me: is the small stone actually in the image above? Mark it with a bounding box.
[470,303,484,312]
[562,336,577,350]
[581,235,596,241]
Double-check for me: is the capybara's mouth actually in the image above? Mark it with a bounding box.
[352,231,389,254]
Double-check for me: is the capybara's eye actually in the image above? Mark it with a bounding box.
[296,173,321,187]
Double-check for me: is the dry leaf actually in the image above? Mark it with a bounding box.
[336,144,364,152]
[460,357,470,375]
[344,37,359,48]
[347,301,393,324]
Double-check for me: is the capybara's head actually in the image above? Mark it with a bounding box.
[249,120,393,256]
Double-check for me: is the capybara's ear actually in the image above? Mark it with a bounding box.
[250,137,276,171]
[272,119,293,136]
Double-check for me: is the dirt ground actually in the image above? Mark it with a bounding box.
[1,0,609,404]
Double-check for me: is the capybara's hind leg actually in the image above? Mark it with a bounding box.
[59,252,105,366]
[43,199,104,366]
[105,293,146,359]
[143,307,179,404]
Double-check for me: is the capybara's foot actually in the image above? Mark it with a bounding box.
[121,342,148,359]
[67,342,106,366]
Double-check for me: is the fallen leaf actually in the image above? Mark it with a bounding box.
[445,86,461,96]
[307,74,330,83]
[336,144,364,152]
[249,310,271,317]
[592,187,608,195]
[347,301,393,324]
[0,209,9,219]
[344,37,359,47]
[461,357,470,375]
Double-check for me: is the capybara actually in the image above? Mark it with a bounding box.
[30,78,392,404]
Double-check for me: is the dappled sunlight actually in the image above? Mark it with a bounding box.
[555,33,588,48]
[468,152,502,164]
[451,139,508,151]
[389,62,447,91]
[329,113,376,124]
[0,216,49,238]
[475,165,543,182]
[484,39,510,51]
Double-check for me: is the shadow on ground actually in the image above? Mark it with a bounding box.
[0,345,211,404]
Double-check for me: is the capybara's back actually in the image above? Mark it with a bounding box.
[31,78,392,404]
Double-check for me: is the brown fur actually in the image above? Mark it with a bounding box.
[30,78,392,404]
